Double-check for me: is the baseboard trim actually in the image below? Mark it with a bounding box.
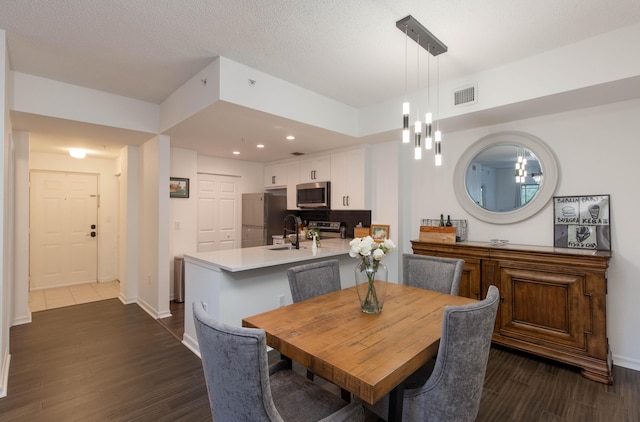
[182,332,200,358]
[12,313,32,326]
[612,353,640,372]
[0,353,11,398]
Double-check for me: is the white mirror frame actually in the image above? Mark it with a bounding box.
[453,131,559,224]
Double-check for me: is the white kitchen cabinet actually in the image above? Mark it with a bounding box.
[299,154,331,183]
[331,148,370,210]
[286,161,300,209]
[264,163,287,189]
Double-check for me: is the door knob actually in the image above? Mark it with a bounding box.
[90,232,96,237]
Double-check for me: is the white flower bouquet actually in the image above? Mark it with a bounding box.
[349,236,396,313]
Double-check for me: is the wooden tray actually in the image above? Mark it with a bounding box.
[354,227,370,238]
[419,226,456,244]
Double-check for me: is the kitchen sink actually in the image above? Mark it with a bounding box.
[266,245,307,251]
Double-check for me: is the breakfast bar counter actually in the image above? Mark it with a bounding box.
[182,239,355,355]
[184,238,354,272]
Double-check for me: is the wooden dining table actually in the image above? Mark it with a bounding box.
[242,282,477,421]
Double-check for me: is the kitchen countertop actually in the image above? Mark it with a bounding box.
[184,238,353,272]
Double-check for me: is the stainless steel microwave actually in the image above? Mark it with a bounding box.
[296,181,330,208]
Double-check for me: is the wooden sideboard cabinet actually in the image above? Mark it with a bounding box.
[410,240,613,384]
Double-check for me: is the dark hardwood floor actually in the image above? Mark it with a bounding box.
[157,300,184,341]
[1,299,210,422]
[1,299,638,421]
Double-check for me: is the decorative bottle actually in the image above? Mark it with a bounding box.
[446,215,453,227]
[439,214,445,227]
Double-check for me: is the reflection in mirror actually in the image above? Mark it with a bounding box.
[465,145,542,212]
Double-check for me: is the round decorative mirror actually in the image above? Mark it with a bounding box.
[453,131,559,224]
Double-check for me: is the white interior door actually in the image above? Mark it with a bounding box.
[197,174,240,252]
[30,171,98,289]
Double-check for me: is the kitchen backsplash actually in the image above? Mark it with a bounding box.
[291,209,372,238]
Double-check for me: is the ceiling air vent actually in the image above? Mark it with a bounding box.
[453,84,477,107]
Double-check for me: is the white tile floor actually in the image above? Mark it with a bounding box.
[29,280,120,312]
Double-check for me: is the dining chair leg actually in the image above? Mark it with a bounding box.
[306,369,315,380]
[341,388,351,403]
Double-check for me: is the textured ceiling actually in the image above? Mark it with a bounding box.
[2,0,640,161]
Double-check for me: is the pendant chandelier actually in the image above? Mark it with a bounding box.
[396,15,447,165]
[515,147,528,184]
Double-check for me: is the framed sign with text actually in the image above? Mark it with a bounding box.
[553,194,610,251]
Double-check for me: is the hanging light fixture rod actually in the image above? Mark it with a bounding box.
[395,15,447,56]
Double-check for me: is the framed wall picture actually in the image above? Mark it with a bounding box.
[370,224,390,242]
[170,177,189,198]
[553,194,610,250]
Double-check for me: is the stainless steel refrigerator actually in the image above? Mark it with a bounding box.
[241,193,288,247]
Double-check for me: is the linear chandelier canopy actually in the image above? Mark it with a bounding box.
[395,15,448,56]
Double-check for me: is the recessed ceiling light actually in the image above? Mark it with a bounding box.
[232,151,240,155]
[69,148,86,159]
[286,135,295,140]
[257,144,264,148]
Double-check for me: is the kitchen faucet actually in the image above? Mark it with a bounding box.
[283,214,302,249]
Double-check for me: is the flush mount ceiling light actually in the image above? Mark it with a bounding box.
[286,135,295,140]
[69,148,86,159]
[396,15,447,164]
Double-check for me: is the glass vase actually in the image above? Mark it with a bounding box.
[355,255,388,314]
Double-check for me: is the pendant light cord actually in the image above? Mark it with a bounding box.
[404,25,408,101]
[436,54,440,132]
[416,35,420,118]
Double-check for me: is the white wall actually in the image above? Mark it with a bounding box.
[168,149,264,300]
[404,98,640,370]
[12,72,159,134]
[117,145,139,304]
[11,132,29,326]
[197,154,264,192]
[137,136,170,319]
[370,142,400,281]
[169,147,198,299]
[359,22,640,139]
[0,30,10,398]
[218,57,359,137]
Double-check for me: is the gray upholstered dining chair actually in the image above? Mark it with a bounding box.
[192,302,364,422]
[365,285,500,422]
[402,253,464,295]
[287,259,342,303]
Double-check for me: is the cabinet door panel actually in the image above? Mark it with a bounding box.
[286,161,300,210]
[264,163,286,188]
[499,266,589,351]
[457,261,481,300]
[299,155,330,183]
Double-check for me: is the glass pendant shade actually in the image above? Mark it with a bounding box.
[402,102,410,143]
[403,128,410,143]
[424,112,433,149]
[414,120,422,160]
[435,129,442,165]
